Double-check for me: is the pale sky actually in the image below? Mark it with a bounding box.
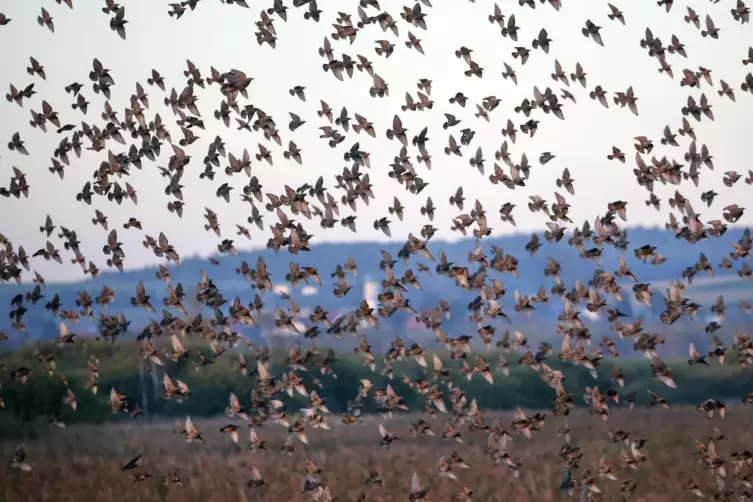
[0,0,751,281]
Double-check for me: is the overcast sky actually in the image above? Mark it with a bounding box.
[0,0,751,282]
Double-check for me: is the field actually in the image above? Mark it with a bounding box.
[1,407,751,501]
[2,339,752,501]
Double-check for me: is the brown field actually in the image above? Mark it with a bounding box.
[1,407,751,501]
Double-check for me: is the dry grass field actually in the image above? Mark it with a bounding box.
[2,407,752,501]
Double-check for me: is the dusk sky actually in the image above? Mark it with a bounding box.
[0,0,751,281]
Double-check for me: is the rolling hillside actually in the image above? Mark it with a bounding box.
[1,227,751,356]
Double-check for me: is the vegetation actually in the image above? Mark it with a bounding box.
[0,407,751,501]
[1,338,751,441]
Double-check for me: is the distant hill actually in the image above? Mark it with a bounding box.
[1,227,751,353]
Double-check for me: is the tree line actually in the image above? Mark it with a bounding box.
[0,340,750,438]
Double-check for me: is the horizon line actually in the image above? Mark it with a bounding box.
[3,223,750,287]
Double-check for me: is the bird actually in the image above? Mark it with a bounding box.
[0,2,750,501]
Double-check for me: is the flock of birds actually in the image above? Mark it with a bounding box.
[2,0,753,500]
